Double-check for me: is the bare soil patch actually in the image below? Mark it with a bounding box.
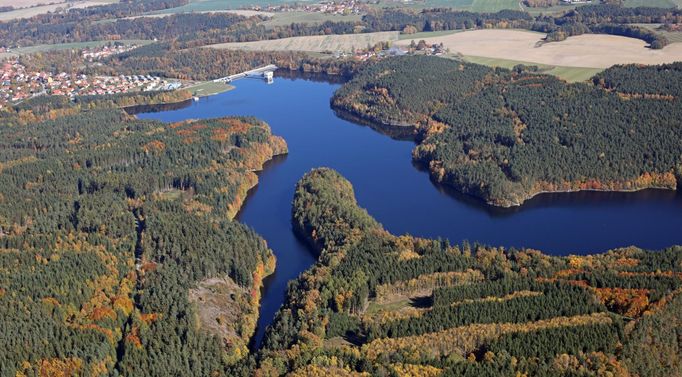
[188,276,250,345]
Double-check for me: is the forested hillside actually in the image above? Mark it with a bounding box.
[0,90,193,127]
[100,44,362,81]
[532,4,682,48]
[0,100,286,376]
[332,56,682,207]
[255,167,682,376]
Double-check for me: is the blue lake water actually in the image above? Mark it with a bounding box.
[137,76,682,348]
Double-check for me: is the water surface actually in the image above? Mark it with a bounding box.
[138,77,682,348]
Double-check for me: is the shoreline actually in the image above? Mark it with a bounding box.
[492,185,679,208]
[335,104,680,208]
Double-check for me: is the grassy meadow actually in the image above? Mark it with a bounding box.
[463,55,604,82]
[185,81,235,97]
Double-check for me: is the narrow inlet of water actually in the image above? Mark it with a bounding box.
[137,76,682,348]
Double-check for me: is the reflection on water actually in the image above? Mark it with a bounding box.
[333,108,418,141]
[137,76,682,349]
[124,98,193,115]
[413,160,682,218]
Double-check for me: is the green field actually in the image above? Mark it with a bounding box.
[463,55,603,82]
[523,4,579,16]
[0,40,153,60]
[376,0,678,13]
[375,0,473,9]
[376,0,521,12]
[263,11,362,27]
[156,0,680,16]
[633,24,682,43]
[624,0,677,8]
[470,0,521,12]
[149,0,297,14]
[398,29,461,40]
[185,81,235,97]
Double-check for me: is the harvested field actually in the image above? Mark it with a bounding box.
[126,9,273,21]
[206,31,400,53]
[1,0,56,7]
[0,0,114,7]
[0,0,115,21]
[395,29,682,68]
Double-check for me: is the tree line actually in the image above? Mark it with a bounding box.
[254,167,682,376]
[332,56,682,207]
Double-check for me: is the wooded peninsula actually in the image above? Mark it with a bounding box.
[253,167,682,376]
[1,0,682,375]
[332,56,682,206]
[0,97,286,375]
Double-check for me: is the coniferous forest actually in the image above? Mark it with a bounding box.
[0,98,285,376]
[332,56,682,206]
[1,0,682,374]
[252,167,682,376]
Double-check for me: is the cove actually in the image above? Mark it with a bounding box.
[137,76,682,349]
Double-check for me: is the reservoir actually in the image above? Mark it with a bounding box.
[137,76,682,348]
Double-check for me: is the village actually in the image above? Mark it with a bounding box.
[80,43,140,61]
[347,39,447,61]
[247,0,365,15]
[0,44,181,108]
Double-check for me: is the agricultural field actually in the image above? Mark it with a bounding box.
[394,29,682,68]
[379,0,474,9]
[624,0,678,8]
[0,0,116,21]
[0,39,152,60]
[470,0,522,12]
[462,55,603,82]
[375,0,522,12]
[145,5,359,26]
[206,31,400,53]
[2,0,61,6]
[121,9,273,22]
[398,29,461,40]
[633,23,682,44]
[262,11,362,27]
[147,0,297,15]
[375,0,678,13]
[523,3,579,15]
